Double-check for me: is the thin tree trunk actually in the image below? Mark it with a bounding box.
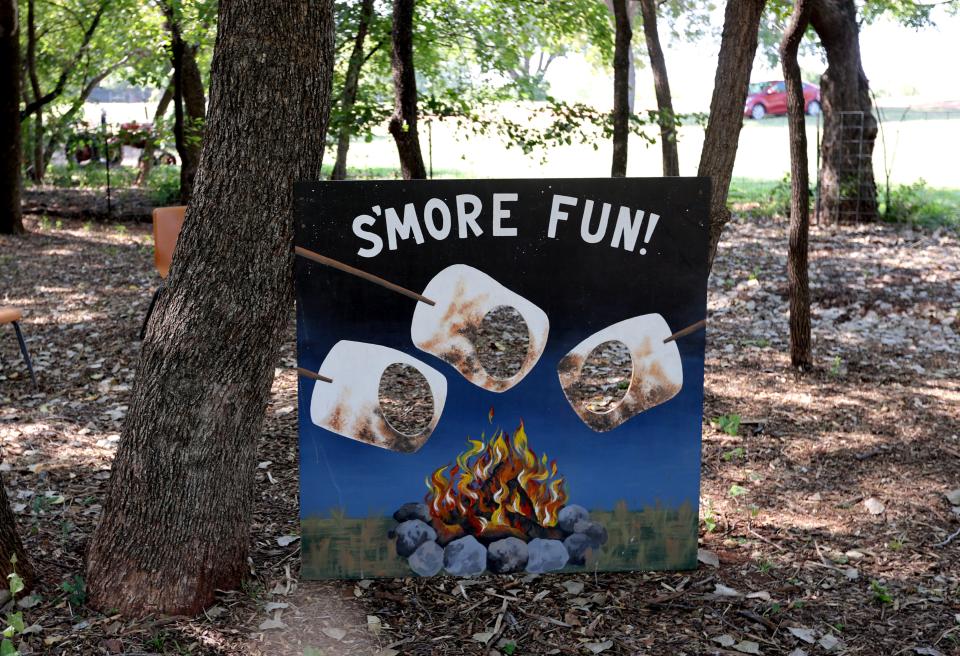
[0,0,23,234]
[26,0,43,182]
[331,0,374,181]
[166,5,206,203]
[86,0,335,617]
[0,471,34,592]
[781,0,813,369]
[137,79,174,186]
[810,0,877,223]
[388,0,427,179]
[638,0,679,176]
[610,0,631,177]
[697,0,766,271]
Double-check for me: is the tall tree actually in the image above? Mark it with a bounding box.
[331,0,375,181]
[86,0,335,616]
[136,78,174,186]
[388,0,427,179]
[637,0,679,176]
[0,471,34,592]
[781,0,813,369]
[810,0,877,223]
[698,0,766,270]
[0,0,23,234]
[164,2,207,203]
[610,0,631,177]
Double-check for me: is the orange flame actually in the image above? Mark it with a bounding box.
[425,422,568,542]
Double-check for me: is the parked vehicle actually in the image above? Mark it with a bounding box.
[744,81,821,120]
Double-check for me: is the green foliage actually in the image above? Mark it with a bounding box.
[870,580,893,604]
[702,501,717,533]
[3,558,25,656]
[728,484,748,499]
[502,641,517,655]
[722,447,745,461]
[881,180,960,229]
[60,574,87,607]
[712,414,741,436]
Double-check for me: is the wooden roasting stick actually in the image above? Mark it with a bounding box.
[294,246,436,307]
[297,367,333,384]
[663,318,707,344]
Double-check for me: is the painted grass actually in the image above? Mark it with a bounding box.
[301,500,697,580]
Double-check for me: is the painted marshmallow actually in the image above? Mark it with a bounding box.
[558,313,683,432]
[309,340,447,453]
[410,264,549,392]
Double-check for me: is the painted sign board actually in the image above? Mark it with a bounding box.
[295,178,709,579]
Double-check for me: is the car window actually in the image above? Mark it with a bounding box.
[774,82,785,93]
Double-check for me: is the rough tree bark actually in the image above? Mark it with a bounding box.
[136,79,174,186]
[697,0,766,270]
[638,0,679,176]
[26,0,44,182]
[165,4,206,203]
[388,0,427,179]
[0,0,23,234]
[331,0,374,181]
[1,470,34,592]
[810,0,877,223]
[85,0,335,617]
[610,0,631,177]
[781,0,813,369]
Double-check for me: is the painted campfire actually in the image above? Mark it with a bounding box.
[388,421,610,576]
[427,422,567,544]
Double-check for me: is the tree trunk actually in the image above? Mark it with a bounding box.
[810,0,877,223]
[166,6,206,203]
[781,0,813,370]
[0,471,34,593]
[697,0,766,270]
[331,0,374,181]
[638,0,679,177]
[0,0,23,235]
[26,0,43,183]
[610,0,631,177]
[137,80,174,186]
[85,0,335,617]
[31,109,44,182]
[388,0,427,179]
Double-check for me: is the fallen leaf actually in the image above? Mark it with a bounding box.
[713,583,742,597]
[276,535,300,547]
[864,498,885,515]
[747,590,771,601]
[713,634,736,647]
[945,490,960,506]
[788,627,816,644]
[264,602,289,612]
[914,648,944,656]
[819,634,841,651]
[563,580,585,595]
[322,627,347,641]
[258,618,286,631]
[734,640,762,654]
[583,640,613,653]
[787,650,809,656]
[367,615,382,635]
[473,632,495,644]
[698,548,719,568]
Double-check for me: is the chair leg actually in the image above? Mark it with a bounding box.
[140,284,164,341]
[12,321,39,390]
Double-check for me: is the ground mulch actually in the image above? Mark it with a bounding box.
[1,210,958,656]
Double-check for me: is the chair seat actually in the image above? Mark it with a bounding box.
[0,307,22,324]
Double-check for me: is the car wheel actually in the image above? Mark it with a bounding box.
[751,103,766,120]
[806,100,821,116]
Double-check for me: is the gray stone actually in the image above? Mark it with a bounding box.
[557,504,589,533]
[573,520,608,547]
[443,535,487,576]
[393,502,432,524]
[564,533,593,566]
[395,519,436,557]
[408,540,444,576]
[526,538,569,573]
[487,537,529,574]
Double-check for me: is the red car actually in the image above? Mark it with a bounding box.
[744,81,821,119]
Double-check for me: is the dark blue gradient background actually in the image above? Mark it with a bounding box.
[295,178,709,520]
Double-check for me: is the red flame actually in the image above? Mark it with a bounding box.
[425,422,568,542]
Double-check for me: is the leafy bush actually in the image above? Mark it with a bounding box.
[881,179,960,228]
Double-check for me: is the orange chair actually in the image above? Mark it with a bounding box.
[0,307,38,388]
[140,206,186,339]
